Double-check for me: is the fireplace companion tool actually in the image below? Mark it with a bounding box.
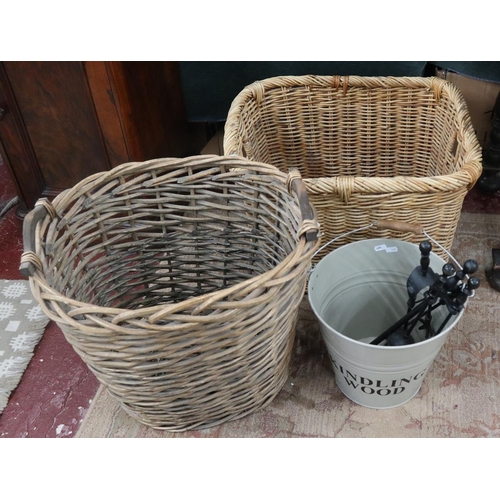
[370,241,480,346]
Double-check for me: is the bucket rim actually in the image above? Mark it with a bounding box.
[307,237,467,350]
[312,236,443,262]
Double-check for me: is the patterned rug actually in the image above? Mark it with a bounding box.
[0,280,50,413]
[76,211,500,437]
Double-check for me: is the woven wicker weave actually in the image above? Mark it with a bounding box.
[20,156,320,431]
[224,75,483,260]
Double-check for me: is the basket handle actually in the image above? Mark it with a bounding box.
[19,199,54,277]
[374,219,424,234]
[287,168,319,242]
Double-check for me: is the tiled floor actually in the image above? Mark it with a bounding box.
[1,146,500,438]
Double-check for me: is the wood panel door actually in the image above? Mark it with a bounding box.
[0,62,111,212]
[0,61,193,214]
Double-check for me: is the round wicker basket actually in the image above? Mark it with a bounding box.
[20,155,320,431]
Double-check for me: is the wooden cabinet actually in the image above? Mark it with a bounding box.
[0,62,199,215]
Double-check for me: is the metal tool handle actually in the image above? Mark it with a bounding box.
[19,199,53,277]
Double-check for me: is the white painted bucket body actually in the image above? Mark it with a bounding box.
[308,238,464,409]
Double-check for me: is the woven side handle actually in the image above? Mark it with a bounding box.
[19,199,54,277]
[287,168,319,242]
[375,219,424,234]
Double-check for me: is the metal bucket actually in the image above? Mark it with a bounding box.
[308,236,467,409]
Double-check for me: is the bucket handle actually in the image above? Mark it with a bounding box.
[311,219,472,287]
[19,198,55,277]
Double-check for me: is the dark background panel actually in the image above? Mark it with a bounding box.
[179,61,428,122]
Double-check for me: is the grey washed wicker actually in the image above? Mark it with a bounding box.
[20,155,320,431]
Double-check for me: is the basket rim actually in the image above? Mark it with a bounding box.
[223,75,483,192]
[27,155,320,325]
[301,166,482,195]
[225,74,461,105]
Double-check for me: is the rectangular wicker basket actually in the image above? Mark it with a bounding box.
[224,75,483,259]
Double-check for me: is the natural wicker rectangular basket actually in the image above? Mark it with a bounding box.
[224,75,483,260]
[20,156,320,431]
